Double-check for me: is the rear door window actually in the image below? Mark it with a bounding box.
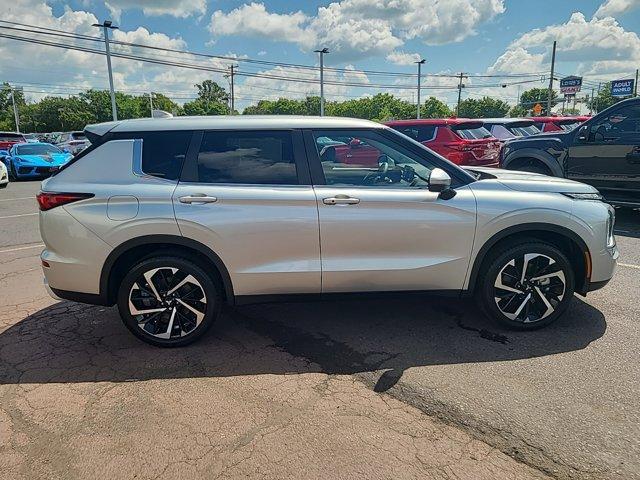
[196,130,298,185]
[139,131,192,180]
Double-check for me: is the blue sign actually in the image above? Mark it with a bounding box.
[611,79,634,97]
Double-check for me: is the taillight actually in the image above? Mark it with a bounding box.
[36,191,94,211]
[444,142,473,152]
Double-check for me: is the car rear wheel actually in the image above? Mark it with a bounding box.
[477,242,575,329]
[117,256,221,347]
[8,163,17,181]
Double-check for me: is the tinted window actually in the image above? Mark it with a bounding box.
[0,133,24,141]
[197,131,297,185]
[590,104,640,141]
[71,132,87,140]
[394,125,437,142]
[508,125,540,136]
[312,129,435,188]
[452,125,492,140]
[141,131,192,180]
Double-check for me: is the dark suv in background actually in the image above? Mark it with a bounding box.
[501,97,640,207]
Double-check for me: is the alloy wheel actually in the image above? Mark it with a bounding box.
[493,253,566,323]
[128,267,207,339]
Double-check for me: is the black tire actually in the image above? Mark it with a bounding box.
[117,255,221,347]
[0,182,6,189]
[518,161,552,176]
[8,163,17,181]
[476,241,575,330]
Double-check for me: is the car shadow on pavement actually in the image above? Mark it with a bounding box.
[614,207,640,238]
[0,294,606,390]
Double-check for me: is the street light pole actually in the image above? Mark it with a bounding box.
[9,88,20,132]
[92,20,119,121]
[456,72,465,116]
[149,92,154,117]
[415,59,426,119]
[314,48,329,116]
[547,40,557,115]
[229,65,237,114]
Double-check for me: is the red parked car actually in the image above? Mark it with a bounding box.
[385,119,501,166]
[0,132,26,151]
[529,116,591,132]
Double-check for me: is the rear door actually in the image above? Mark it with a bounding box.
[567,102,640,203]
[173,129,321,297]
[305,128,477,293]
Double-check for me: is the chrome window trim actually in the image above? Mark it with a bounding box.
[131,138,177,184]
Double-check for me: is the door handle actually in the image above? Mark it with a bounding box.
[179,194,218,204]
[323,195,360,205]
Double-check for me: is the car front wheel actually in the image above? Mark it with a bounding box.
[117,256,221,347]
[477,242,575,329]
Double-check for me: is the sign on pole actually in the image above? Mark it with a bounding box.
[560,76,582,95]
[611,79,634,97]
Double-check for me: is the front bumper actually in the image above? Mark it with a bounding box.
[16,165,60,178]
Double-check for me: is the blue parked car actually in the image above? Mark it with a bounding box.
[3,142,73,180]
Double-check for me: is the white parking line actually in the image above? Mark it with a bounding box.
[0,244,44,254]
[619,262,640,270]
[0,197,34,202]
[0,213,38,220]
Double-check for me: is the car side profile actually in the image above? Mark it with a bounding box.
[385,118,501,167]
[39,116,618,347]
[502,97,640,207]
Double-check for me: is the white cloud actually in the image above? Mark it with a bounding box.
[489,12,640,79]
[210,3,309,44]
[104,0,206,21]
[594,0,640,18]
[386,51,423,65]
[209,0,505,61]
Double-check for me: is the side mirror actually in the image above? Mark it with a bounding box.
[576,125,590,142]
[428,168,451,193]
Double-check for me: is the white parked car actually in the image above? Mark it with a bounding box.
[56,131,90,155]
[38,116,618,347]
[0,159,8,188]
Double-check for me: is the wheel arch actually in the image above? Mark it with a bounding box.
[503,148,563,177]
[100,235,235,306]
[466,223,591,296]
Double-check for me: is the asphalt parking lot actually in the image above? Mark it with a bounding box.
[1,180,639,480]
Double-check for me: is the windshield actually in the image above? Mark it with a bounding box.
[452,125,493,140]
[508,125,540,136]
[16,144,63,155]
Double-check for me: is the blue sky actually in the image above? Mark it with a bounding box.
[3,0,640,110]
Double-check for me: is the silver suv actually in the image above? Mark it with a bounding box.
[38,116,618,347]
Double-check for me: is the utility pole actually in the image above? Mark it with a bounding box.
[229,65,237,114]
[547,40,557,115]
[92,20,118,121]
[9,87,20,133]
[635,69,639,96]
[314,48,329,116]
[590,87,595,114]
[456,72,465,116]
[415,59,426,119]
[149,92,154,117]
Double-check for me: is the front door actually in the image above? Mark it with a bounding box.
[568,102,640,204]
[306,129,477,293]
[173,129,321,297]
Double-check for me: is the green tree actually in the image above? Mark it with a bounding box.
[457,96,510,118]
[588,83,623,113]
[518,87,559,115]
[183,80,230,115]
[421,97,452,118]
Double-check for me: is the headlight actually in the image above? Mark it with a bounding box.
[562,192,603,200]
[606,209,616,248]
